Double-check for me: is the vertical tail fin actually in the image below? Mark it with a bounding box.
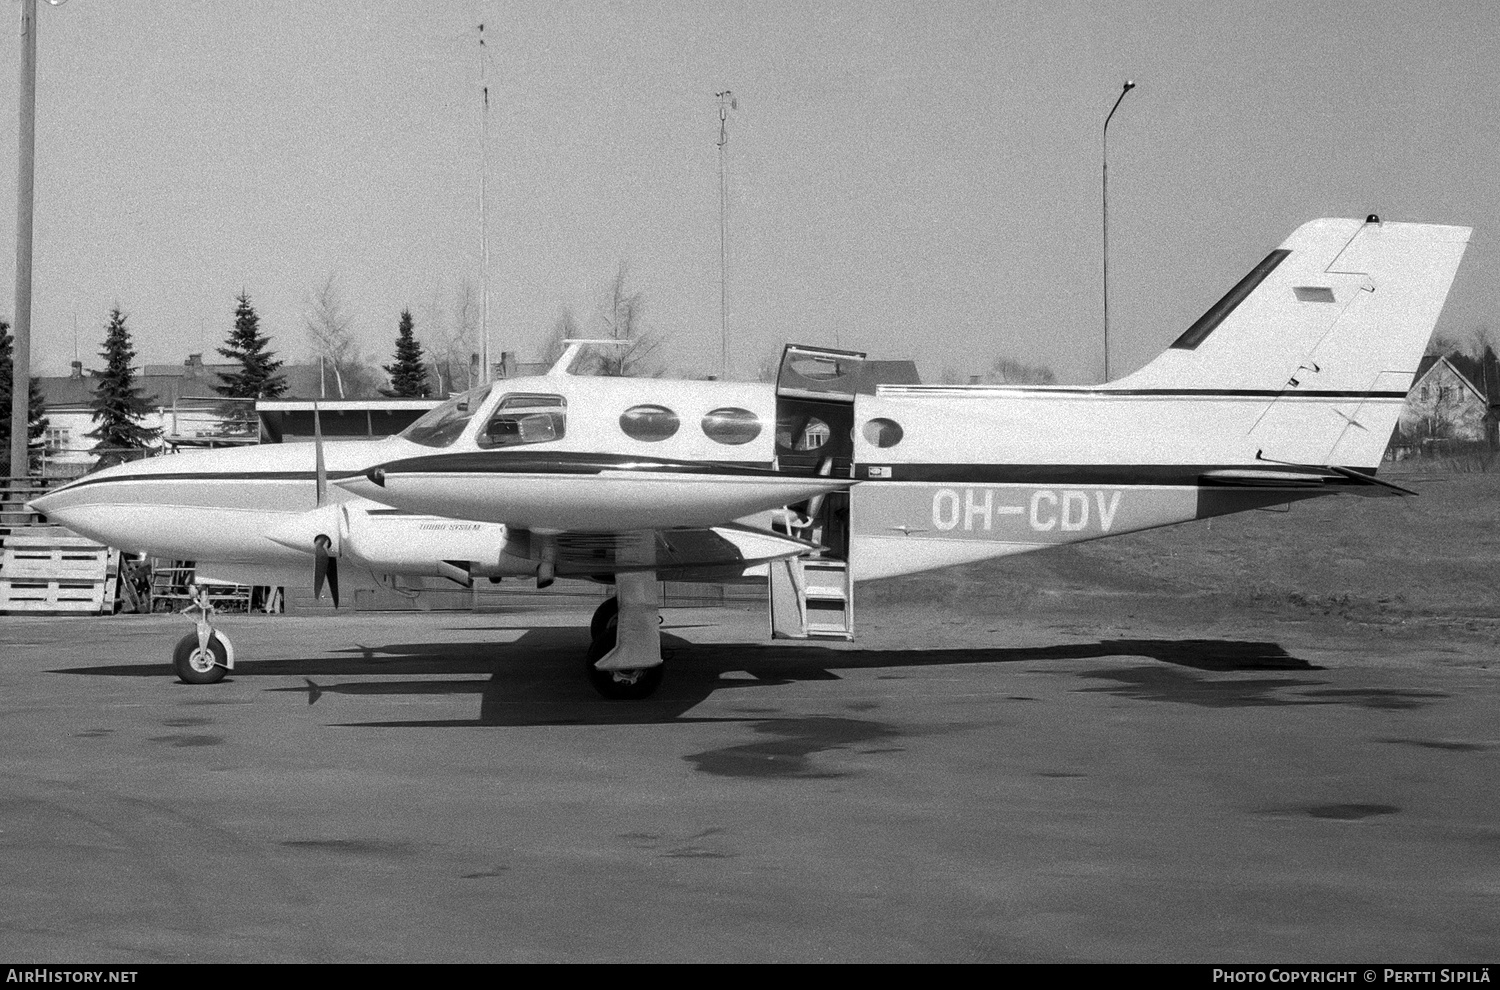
[1117,216,1471,467]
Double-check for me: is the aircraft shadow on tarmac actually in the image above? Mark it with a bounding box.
[55,627,1334,728]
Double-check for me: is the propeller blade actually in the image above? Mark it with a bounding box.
[312,534,341,608]
[313,534,330,600]
[311,407,338,608]
[313,401,327,507]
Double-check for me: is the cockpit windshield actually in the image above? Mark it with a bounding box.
[399,385,494,448]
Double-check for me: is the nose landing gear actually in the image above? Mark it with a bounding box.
[171,586,234,685]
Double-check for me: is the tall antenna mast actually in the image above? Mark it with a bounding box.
[10,0,39,481]
[716,90,736,380]
[478,18,492,384]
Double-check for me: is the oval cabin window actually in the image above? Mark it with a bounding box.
[862,418,904,449]
[701,407,762,446]
[619,404,680,442]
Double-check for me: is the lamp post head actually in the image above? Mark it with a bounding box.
[1123,80,1136,91]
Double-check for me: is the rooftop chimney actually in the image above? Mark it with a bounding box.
[70,360,83,380]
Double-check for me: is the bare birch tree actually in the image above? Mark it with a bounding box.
[543,307,583,372]
[304,274,378,399]
[932,355,1055,386]
[754,349,781,383]
[451,280,481,387]
[983,355,1056,385]
[418,282,452,395]
[592,264,663,378]
[420,279,481,393]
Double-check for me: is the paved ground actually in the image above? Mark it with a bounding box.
[0,604,1497,963]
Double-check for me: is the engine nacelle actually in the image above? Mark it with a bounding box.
[263,504,348,557]
[340,509,536,579]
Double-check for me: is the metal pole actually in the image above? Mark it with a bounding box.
[1102,80,1135,384]
[10,0,38,482]
[478,21,491,385]
[716,90,735,380]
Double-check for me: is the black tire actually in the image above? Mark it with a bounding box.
[172,631,229,685]
[589,596,618,641]
[584,625,663,700]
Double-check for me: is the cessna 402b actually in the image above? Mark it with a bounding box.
[31,216,1470,699]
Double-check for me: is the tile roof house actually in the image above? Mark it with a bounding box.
[1395,352,1500,450]
[33,353,376,475]
[34,354,251,478]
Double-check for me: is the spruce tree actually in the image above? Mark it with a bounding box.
[216,292,285,435]
[87,307,160,470]
[380,308,432,398]
[0,319,49,477]
[217,292,286,399]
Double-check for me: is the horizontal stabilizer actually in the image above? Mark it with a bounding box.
[1201,457,1417,498]
[1199,469,1326,489]
[1323,464,1418,497]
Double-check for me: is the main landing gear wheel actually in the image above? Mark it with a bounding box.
[172,631,230,685]
[584,626,664,701]
[590,596,618,641]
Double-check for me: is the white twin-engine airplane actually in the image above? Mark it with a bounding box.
[32,216,1471,699]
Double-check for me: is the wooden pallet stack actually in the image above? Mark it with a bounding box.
[0,483,48,542]
[0,526,118,614]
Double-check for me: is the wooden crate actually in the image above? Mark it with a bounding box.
[0,532,115,614]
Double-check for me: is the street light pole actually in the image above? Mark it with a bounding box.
[477,20,492,385]
[10,0,39,482]
[716,90,736,381]
[1102,79,1135,384]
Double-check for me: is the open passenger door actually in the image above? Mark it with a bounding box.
[767,345,864,641]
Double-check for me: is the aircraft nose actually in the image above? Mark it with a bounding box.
[18,456,182,546]
[26,490,61,516]
[25,475,115,532]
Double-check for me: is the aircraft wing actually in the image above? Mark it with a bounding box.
[547,522,820,577]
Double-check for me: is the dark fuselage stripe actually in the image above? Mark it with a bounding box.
[856,464,1375,485]
[373,453,777,478]
[46,462,1378,494]
[47,470,366,495]
[881,388,1409,399]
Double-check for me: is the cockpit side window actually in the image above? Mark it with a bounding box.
[479,393,567,448]
[399,385,493,448]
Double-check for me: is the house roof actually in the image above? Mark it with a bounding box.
[36,359,345,409]
[36,375,94,409]
[1413,354,1489,405]
[37,369,228,410]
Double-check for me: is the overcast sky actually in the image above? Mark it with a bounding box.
[2,0,1497,385]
